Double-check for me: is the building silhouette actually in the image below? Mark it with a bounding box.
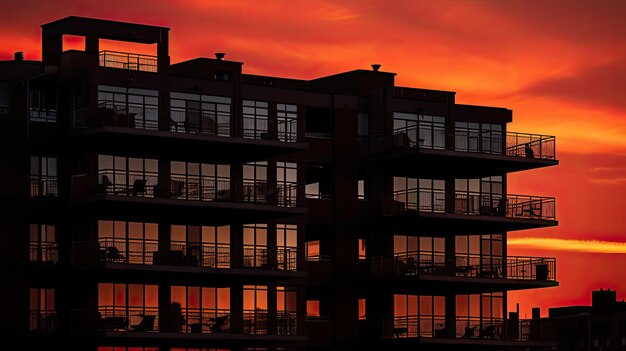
[1,16,560,351]
[539,289,626,351]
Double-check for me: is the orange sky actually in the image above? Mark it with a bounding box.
[3,0,625,316]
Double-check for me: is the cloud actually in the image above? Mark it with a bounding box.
[508,237,626,254]
[517,59,626,113]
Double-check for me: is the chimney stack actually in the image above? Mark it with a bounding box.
[371,64,381,72]
[215,52,225,60]
[14,52,24,62]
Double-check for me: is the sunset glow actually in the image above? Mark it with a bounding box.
[4,0,625,316]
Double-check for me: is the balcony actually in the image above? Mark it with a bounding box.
[178,309,230,334]
[169,241,230,268]
[98,237,158,265]
[243,247,298,271]
[71,173,305,223]
[73,105,159,130]
[384,190,557,233]
[385,316,551,345]
[29,310,57,334]
[30,243,59,264]
[372,254,557,292]
[243,310,268,335]
[97,306,159,332]
[30,176,59,198]
[383,127,558,177]
[99,50,158,73]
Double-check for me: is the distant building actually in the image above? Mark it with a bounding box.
[2,16,560,351]
[540,289,626,351]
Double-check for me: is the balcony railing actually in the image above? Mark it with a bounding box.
[391,125,556,160]
[179,309,230,334]
[73,105,159,130]
[170,176,231,201]
[277,311,298,335]
[506,132,556,160]
[387,188,445,213]
[97,170,159,198]
[243,310,268,334]
[384,191,555,221]
[30,243,58,264]
[507,256,556,281]
[30,176,58,198]
[394,253,446,276]
[98,306,159,332]
[99,50,158,73]
[29,311,57,333]
[72,173,302,208]
[391,315,446,338]
[170,109,230,136]
[98,238,158,265]
[388,316,546,342]
[169,242,230,268]
[381,255,556,281]
[243,247,298,271]
[30,108,57,123]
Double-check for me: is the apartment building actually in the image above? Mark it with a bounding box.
[0,16,559,351]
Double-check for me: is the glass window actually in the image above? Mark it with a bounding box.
[357,112,369,137]
[243,161,268,204]
[394,294,445,338]
[277,162,297,207]
[98,85,159,130]
[98,155,158,197]
[306,300,320,317]
[97,283,158,332]
[243,285,268,334]
[358,239,366,260]
[170,92,231,136]
[277,104,298,142]
[30,288,56,333]
[98,221,158,265]
[29,224,57,263]
[277,224,298,270]
[243,224,268,268]
[30,88,57,122]
[171,286,230,333]
[277,286,298,335]
[358,179,366,200]
[170,161,230,201]
[30,156,58,197]
[358,298,366,320]
[243,100,269,139]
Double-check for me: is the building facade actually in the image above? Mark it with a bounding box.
[1,16,559,351]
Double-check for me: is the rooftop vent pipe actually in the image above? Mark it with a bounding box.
[371,64,381,72]
[215,52,225,60]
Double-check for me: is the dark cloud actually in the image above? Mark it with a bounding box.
[518,59,626,112]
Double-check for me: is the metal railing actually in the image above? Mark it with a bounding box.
[30,243,58,264]
[453,193,556,221]
[456,317,503,339]
[99,50,158,73]
[506,132,556,160]
[277,311,298,335]
[391,125,556,160]
[243,247,297,271]
[72,172,301,207]
[98,306,159,332]
[179,309,230,334]
[29,311,57,333]
[391,316,446,338]
[385,188,445,214]
[30,108,57,123]
[73,105,159,130]
[170,241,231,268]
[30,176,59,197]
[170,109,231,136]
[97,170,158,198]
[455,255,504,278]
[98,238,158,265]
[170,176,231,201]
[507,256,556,281]
[393,253,446,276]
[243,310,268,334]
